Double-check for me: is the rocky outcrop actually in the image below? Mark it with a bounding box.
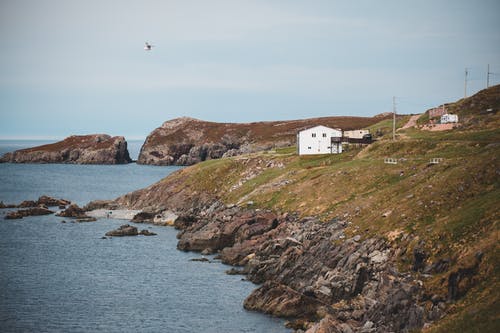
[0,134,132,164]
[171,207,426,332]
[5,207,54,219]
[1,196,70,209]
[137,116,389,165]
[104,224,156,237]
[56,204,88,218]
[105,224,139,236]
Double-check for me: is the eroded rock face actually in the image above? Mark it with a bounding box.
[0,134,132,164]
[174,208,426,333]
[176,210,279,252]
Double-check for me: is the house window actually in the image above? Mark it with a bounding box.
[312,133,316,138]
[322,133,327,137]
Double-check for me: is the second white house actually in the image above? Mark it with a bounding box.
[297,125,343,155]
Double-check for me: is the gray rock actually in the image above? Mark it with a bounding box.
[105,224,138,237]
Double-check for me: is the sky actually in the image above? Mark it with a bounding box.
[1,0,499,140]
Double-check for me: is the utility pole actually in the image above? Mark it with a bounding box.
[464,68,468,98]
[392,96,396,141]
[487,64,491,88]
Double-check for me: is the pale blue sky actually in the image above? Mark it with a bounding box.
[1,0,499,139]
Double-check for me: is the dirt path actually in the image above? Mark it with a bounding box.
[401,114,422,129]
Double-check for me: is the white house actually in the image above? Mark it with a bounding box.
[441,114,458,124]
[297,125,343,155]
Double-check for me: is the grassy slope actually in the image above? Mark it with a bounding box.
[142,86,499,332]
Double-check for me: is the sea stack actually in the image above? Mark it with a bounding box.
[0,134,132,164]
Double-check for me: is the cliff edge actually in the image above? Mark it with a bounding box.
[0,134,132,164]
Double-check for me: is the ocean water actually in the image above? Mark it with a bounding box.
[0,141,289,333]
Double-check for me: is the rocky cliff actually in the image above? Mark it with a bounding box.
[137,115,390,166]
[0,134,132,164]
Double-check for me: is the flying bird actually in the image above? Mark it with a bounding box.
[144,42,154,51]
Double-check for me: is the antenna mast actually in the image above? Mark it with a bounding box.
[392,96,396,141]
[464,68,468,98]
[487,64,491,88]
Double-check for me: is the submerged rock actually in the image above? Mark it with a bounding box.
[139,229,157,236]
[105,224,138,237]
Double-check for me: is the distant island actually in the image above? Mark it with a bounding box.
[0,134,132,164]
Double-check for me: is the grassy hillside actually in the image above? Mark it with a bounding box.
[121,86,499,331]
[166,133,498,332]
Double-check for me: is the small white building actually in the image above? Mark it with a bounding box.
[297,125,343,155]
[441,114,458,124]
[343,129,370,139]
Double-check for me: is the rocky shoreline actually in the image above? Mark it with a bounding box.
[171,204,429,332]
[81,196,441,333]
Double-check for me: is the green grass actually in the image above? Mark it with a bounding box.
[442,189,499,242]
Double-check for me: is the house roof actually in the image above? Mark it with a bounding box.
[297,125,342,134]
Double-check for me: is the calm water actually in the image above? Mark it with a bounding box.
[0,141,288,333]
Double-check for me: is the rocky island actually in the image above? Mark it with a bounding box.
[90,85,500,332]
[0,134,132,164]
[137,115,390,166]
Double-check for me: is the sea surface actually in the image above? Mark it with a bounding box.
[0,141,288,333]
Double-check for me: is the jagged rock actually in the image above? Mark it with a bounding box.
[18,200,37,208]
[36,196,71,207]
[56,204,88,218]
[139,229,157,236]
[304,316,347,333]
[0,134,132,164]
[174,214,197,230]
[177,210,279,252]
[5,207,54,219]
[132,211,156,223]
[105,224,138,237]
[244,281,324,318]
[83,200,118,211]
